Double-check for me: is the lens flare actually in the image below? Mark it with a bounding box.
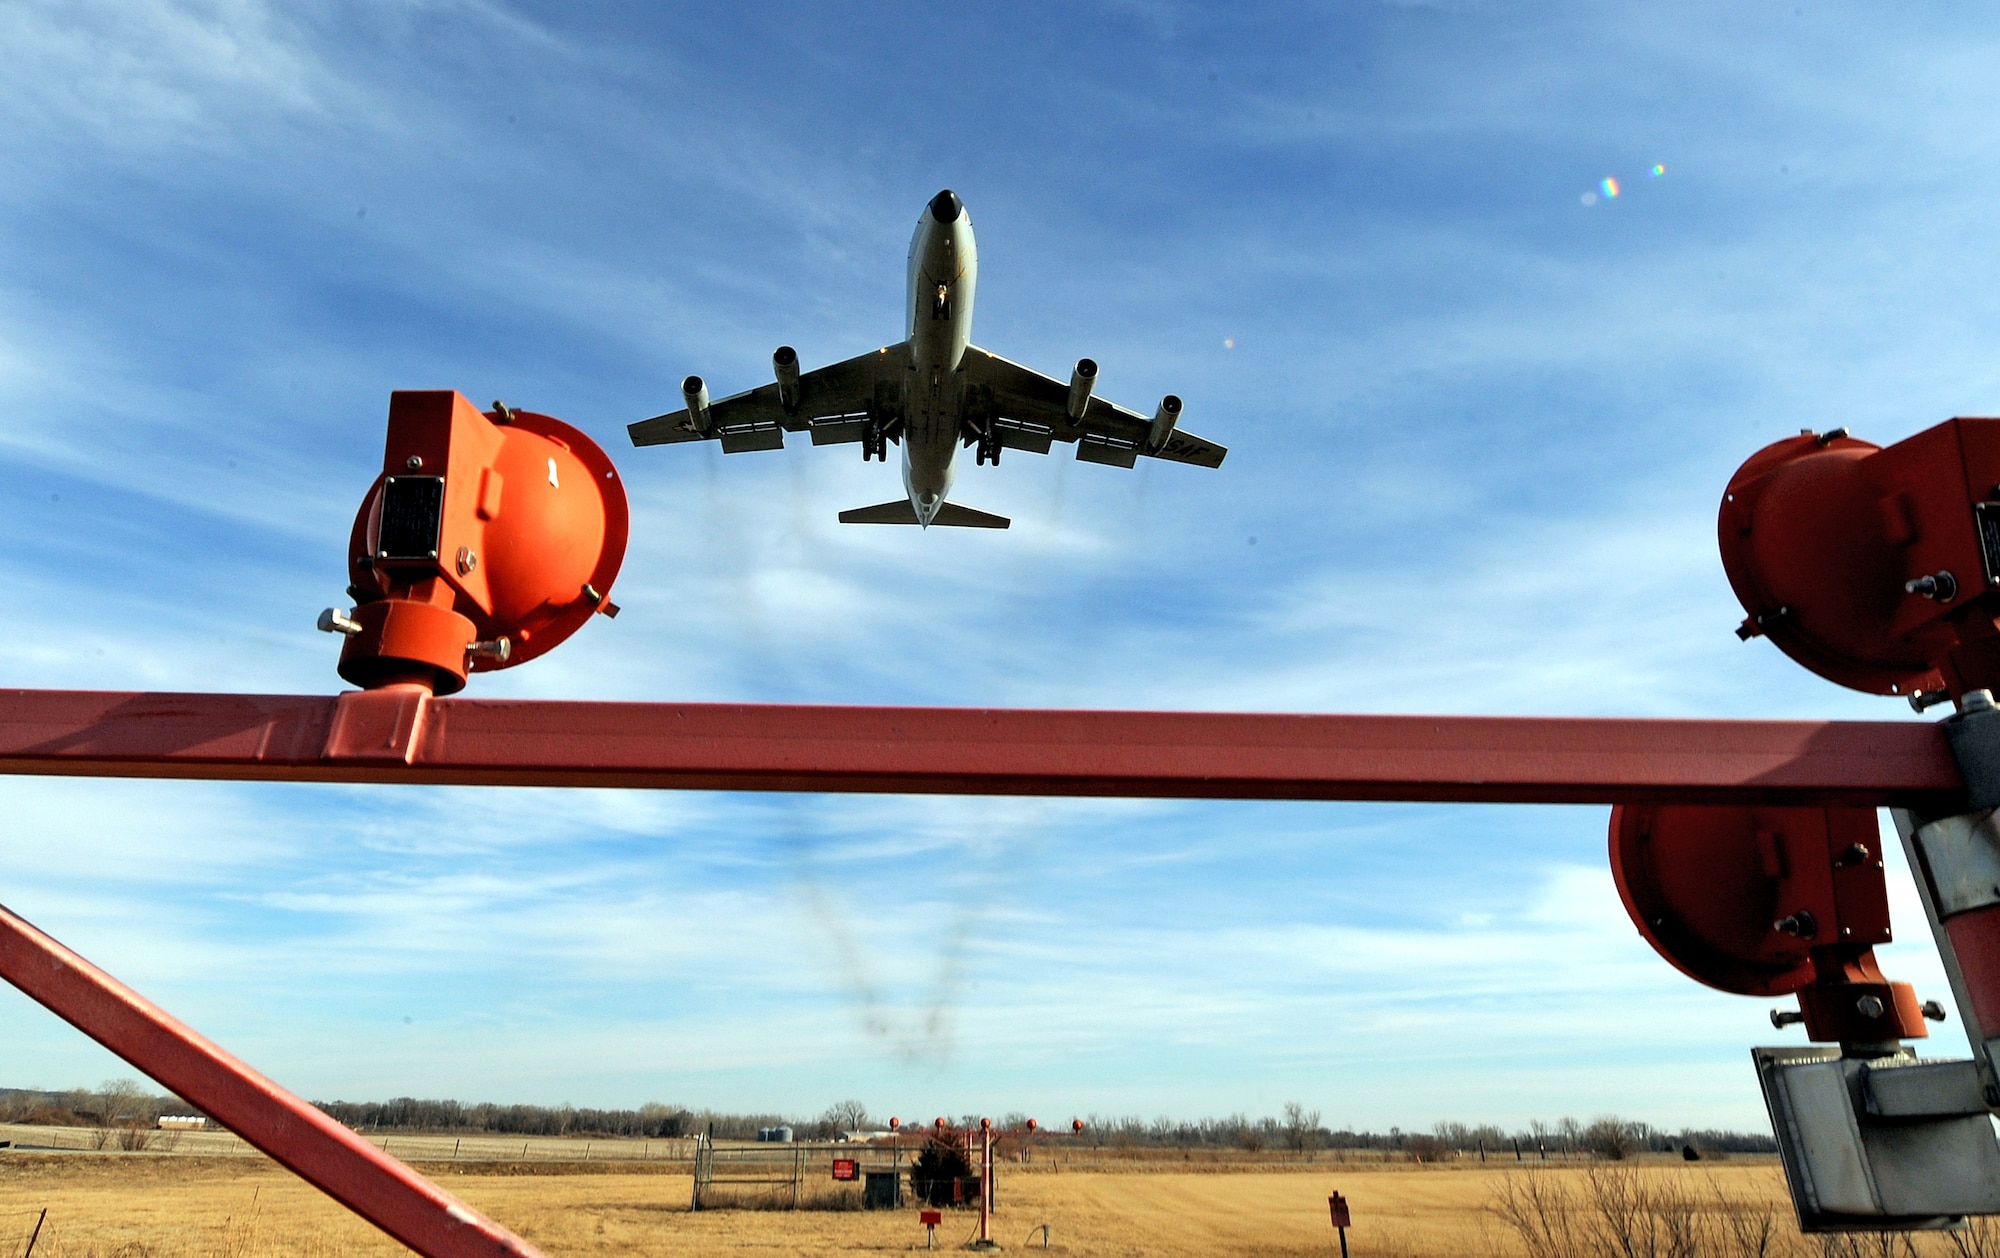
[1600,177,1620,198]
[1650,164,1666,177]
[1580,191,1598,206]
[1223,338,1236,349]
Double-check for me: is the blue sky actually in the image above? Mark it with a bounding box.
[1,0,1995,1131]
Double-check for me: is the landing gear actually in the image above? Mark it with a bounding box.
[975,431,1002,466]
[862,424,887,463]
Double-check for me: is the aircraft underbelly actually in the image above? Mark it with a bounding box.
[902,370,958,502]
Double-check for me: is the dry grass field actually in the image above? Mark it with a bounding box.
[4,1149,1996,1258]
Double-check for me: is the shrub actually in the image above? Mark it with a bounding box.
[908,1138,975,1208]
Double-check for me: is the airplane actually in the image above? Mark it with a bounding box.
[627,189,1226,529]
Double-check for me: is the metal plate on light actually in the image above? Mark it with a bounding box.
[377,476,444,560]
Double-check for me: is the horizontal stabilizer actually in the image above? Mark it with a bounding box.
[933,502,1010,529]
[837,500,1010,529]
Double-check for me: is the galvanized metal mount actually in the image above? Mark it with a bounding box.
[1755,1045,2000,1230]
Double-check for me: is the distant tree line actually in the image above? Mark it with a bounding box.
[0,1085,1777,1156]
[0,1082,201,1129]
[305,1098,880,1142]
[1070,1107,1775,1158]
[310,1098,704,1138]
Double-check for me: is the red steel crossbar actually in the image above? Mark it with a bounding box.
[0,686,1969,1258]
[0,687,1965,806]
[0,900,546,1258]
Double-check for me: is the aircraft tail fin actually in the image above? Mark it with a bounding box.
[837,500,1010,529]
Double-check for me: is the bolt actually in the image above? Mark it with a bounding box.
[405,455,423,471]
[1856,995,1885,1019]
[316,608,362,637]
[1910,688,1954,713]
[1773,911,1817,939]
[1840,843,1871,866]
[1814,427,1850,446]
[467,638,511,665]
[1922,1000,1948,1022]
[1770,1009,1805,1028]
[456,546,477,576]
[1906,571,1959,602]
[492,400,517,423]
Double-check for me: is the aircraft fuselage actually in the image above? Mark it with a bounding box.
[899,189,979,524]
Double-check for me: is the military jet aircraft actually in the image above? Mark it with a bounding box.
[627,189,1226,529]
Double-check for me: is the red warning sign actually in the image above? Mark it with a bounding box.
[832,1158,858,1181]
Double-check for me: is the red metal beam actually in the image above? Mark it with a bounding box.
[0,900,547,1258]
[0,687,1963,807]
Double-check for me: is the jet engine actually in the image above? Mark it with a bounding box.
[682,376,712,434]
[773,346,801,413]
[1148,395,1182,450]
[1067,359,1097,422]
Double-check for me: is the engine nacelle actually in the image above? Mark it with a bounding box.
[1066,358,1097,422]
[1148,395,1182,450]
[773,346,801,413]
[681,376,712,434]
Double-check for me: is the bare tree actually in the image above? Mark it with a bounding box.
[1581,1115,1640,1161]
[1281,1102,1321,1155]
[1556,1116,1581,1158]
[97,1078,153,1151]
[821,1099,871,1132]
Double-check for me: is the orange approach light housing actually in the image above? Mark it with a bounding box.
[1610,804,1927,1043]
[1721,418,2000,702]
[335,391,629,695]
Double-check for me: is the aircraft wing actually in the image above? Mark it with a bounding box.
[960,346,1227,469]
[629,344,910,453]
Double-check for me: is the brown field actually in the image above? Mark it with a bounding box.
[3,1147,1994,1258]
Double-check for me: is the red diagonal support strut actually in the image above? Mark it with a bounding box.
[0,901,547,1258]
[0,688,1967,806]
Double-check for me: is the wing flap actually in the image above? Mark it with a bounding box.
[994,418,1054,454]
[719,425,785,453]
[810,416,870,446]
[1076,436,1139,468]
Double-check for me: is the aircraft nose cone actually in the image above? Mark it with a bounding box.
[928,189,962,224]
